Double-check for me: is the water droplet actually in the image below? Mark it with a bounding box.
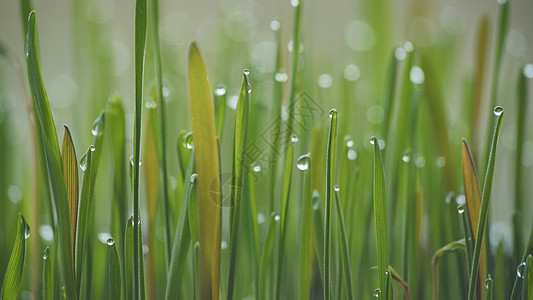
[24,224,31,239]
[145,101,157,109]
[373,288,381,298]
[98,232,112,244]
[39,225,54,242]
[247,84,252,94]
[244,69,250,76]
[215,84,227,96]
[221,240,228,249]
[274,214,281,221]
[318,74,333,88]
[257,213,265,224]
[345,138,354,148]
[404,42,414,52]
[343,64,360,81]
[43,249,49,260]
[402,154,410,163]
[291,135,299,143]
[456,194,466,205]
[91,117,103,136]
[395,47,406,60]
[190,173,198,185]
[493,106,504,116]
[162,86,170,98]
[523,64,533,79]
[8,185,22,204]
[347,149,357,161]
[275,72,288,82]
[270,20,281,31]
[333,185,340,192]
[445,192,454,204]
[129,155,141,167]
[436,156,446,168]
[457,205,465,214]
[252,163,262,173]
[485,275,493,289]
[517,262,526,278]
[290,0,299,7]
[107,238,115,246]
[79,147,94,172]
[410,66,425,84]
[185,133,194,149]
[329,109,337,118]
[297,154,311,171]
[370,137,376,145]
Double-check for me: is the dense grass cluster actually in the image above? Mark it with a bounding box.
[1,0,533,299]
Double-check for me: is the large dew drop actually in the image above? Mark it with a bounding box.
[215,84,227,96]
[190,173,199,185]
[493,106,504,116]
[107,238,115,246]
[297,154,311,171]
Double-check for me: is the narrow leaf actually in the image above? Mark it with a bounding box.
[61,125,78,269]
[1,214,29,300]
[42,247,53,300]
[372,135,388,298]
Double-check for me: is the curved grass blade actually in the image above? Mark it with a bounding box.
[165,152,195,300]
[61,125,78,268]
[107,238,121,300]
[25,11,76,299]
[371,135,388,298]
[462,139,487,291]
[297,154,313,300]
[431,239,466,300]
[75,145,95,291]
[1,214,29,300]
[42,247,53,300]
[333,189,353,300]
[187,41,222,300]
[259,213,279,300]
[227,70,251,300]
[467,107,504,300]
[324,109,338,300]
[275,136,295,299]
[132,0,147,297]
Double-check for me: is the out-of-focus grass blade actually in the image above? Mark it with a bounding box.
[75,145,95,291]
[176,131,192,181]
[312,192,324,278]
[107,238,121,300]
[275,137,295,299]
[298,154,312,300]
[371,135,388,299]
[188,173,200,245]
[462,139,487,290]
[324,109,337,300]
[165,152,195,300]
[227,70,251,300]
[333,189,353,300]
[485,274,493,300]
[187,41,221,300]
[468,106,504,300]
[471,15,490,144]
[259,213,279,300]
[42,247,53,300]
[214,84,227,140]
[25,11,76,299]
[431,239,466,300]
[0,214,29,300]
[286,0,302,134]
[61,125,78,268]
[527,255,533,300]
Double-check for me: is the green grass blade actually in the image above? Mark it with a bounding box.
[214,84,227,140]
[1,214,29,300]
[324,109,338,300]
[385,269,393,300]
[165,152,195,300]
[61,125,78,269]
[125,216,134,300]
[24,11,76,299]
[75,145,95,291]
[132,0,147,297]
[431,239,466,300]
[187,41,222,300]
[188,173,200,245]
[259,213,280,300]
[227,70,251,300]
[333,189,353,300]
[275,136,295,299]
[286,0,302,134]
[468,106,504,300]
[298,154,313,300]
[107,238,121,300]
[42,247,53,300]
[150,0,172,267]
[521,255,532,300]
[176,131,192,181]
[485,274,493,300]
[371,135,388,298]
[312,191,324,279]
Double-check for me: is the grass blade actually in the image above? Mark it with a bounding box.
[371,135,388,298]
[165,152,195,300]
[259,213,279,300]
[214,84,227,140]
[227,70,251,300]
[333,189,354,299]
[467,106,504,300]
[485,274,493,300]
[42,247,53,300]
[1,214,29,300]
[132,0,147,297]
[298,154,313,300]
[275,136,295,299]
[312,191,324,279]
[107,238,121,300]
[431,239,466,300]
[324,109,338,300]
[25,11,76,299]
[125,216,134,300]
[61,125,78,269]
[286,0,302,134]
[187,41,222,300]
